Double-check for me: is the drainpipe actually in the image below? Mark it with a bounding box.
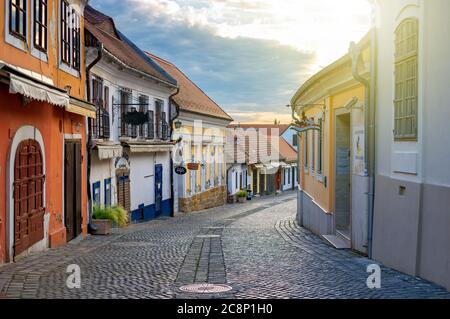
[368,27,377,259]
[86,43,103,233]
[169,88,180,217]
[349,31,376,258]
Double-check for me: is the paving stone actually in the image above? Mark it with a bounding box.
[0,191,448,299]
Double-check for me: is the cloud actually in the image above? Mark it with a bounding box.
[89,0,370,123]
[228,111,293,124]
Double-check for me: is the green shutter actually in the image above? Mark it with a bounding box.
[394,19,418,140]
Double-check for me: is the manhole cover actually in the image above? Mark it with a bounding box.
[179,283,233,294]
[196,235,221,238]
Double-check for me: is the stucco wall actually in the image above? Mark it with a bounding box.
[372,0,450,291]
[227,164,249,195]
[0,87,88,263]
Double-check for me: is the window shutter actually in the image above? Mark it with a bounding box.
[394,19,418,140]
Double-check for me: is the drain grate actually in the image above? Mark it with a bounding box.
[179,283,233,294]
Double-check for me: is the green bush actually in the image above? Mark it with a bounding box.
[93,205,129,228]
[113,206,128,228]
[236,190,248,198]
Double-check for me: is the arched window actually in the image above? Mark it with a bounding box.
[394,18,419,140]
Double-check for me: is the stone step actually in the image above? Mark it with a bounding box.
[322,235,351,249]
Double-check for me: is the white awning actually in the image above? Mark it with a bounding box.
[291,163,298,167]
[96,144,123,160]
[280,162,290,168]
[254,164,264,169]
[67,97,96,118]
[9,73,69,107]
[261,163,280,175]
[128,144,174,153]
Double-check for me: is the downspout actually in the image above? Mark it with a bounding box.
[169,88,180,217]
[86,43,103,233]
[368,27,377,259]
[349,33,375,258]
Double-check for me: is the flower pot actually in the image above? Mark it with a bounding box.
[227,194,236,204]
[237,197,246,204]
[91,219,112,235]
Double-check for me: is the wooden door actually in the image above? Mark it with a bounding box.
[65,141,82,242]
[117,170,131,213]
[14,140,45,257]
[253,169,258,194]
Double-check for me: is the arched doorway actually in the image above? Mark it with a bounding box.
[13,139,45,257]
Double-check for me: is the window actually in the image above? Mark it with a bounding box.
[312,130,316,172]
[394,18,418,140]
[60,0,70,64]
[104,86,109,109]
[10,0,27,40]
[33,0,47,52]
[72,10,81,70]
[155,99,163,139]
[317,119,323,174]
[60,0,81,71]
[104,179,111,207]
[93,182,101,207]
[92,77,103,106]
[293,134,298,147]
[303,132,308,169]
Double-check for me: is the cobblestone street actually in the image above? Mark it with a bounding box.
[0,191,449,299]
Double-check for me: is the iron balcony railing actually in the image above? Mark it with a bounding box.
[92,101,111,140]
[120,111,155,140]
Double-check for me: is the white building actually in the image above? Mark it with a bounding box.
[371,0,450,291]
[85,6,178,222]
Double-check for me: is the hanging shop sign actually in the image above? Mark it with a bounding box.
[175,166,188,175]
[187,163,200,171]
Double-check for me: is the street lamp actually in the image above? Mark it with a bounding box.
[174,120,182,129]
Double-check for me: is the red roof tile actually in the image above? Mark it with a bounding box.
[85,6,176,86]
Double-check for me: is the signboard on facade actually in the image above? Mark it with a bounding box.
[175,166,188,175]
[353,127,365,176]
[187,163,199,171]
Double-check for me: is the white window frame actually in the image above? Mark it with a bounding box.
[58,0,81,77]
[30,0,48,62]
[4,0,29,52]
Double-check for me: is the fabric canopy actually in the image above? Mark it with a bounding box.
[260,162,281,175]
[128,143,174,153]
[96,144,123,160]
[68,97,96,118]
[9,73,69,107]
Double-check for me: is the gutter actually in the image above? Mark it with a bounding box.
[169,88,180,217]
[349,29,376,258]
[86,43,103,233]
[102,49,178,89]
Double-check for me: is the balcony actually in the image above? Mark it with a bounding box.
[92,105,110,140]
[119,111,155,140]
[160,120,169,140]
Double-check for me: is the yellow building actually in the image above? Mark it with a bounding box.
[291,34,370,254]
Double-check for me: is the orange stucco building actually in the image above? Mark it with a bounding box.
[0,0,95,263]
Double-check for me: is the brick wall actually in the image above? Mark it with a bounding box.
[179,186,227,213]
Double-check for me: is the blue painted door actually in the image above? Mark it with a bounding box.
[155,164,163,217]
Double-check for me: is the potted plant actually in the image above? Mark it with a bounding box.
[236,190,248,203]
[92,205,129,235]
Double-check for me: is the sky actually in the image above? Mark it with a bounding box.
[90,0,372,124]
